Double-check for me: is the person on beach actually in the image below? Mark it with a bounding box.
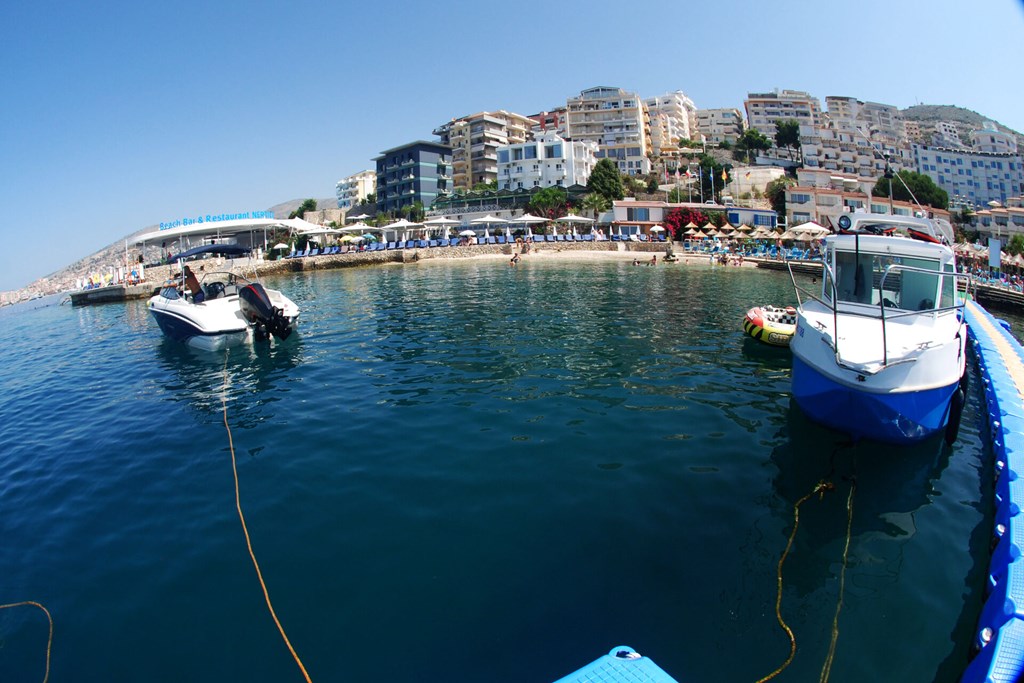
[510,253,520,267]
[650,255,657,266]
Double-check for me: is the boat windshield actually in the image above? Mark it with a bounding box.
[824,251,951,311]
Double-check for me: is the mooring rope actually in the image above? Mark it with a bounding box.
[222,361,312,682]
[755,465,858,683]
[819,477,856,683]
[0,600,53,682]
[756,480,834,683]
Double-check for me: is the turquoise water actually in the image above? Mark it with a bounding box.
[0,260,991,682]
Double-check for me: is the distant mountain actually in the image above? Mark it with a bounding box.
[5,197,338,299]
[901,104,1023,147]
[267,197,338,219]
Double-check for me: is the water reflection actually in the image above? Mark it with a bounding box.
[151,335,304,428]
[769,400,952,598]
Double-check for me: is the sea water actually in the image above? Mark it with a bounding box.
[0,260,991,682]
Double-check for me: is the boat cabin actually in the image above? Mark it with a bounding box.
[820,233,957,313]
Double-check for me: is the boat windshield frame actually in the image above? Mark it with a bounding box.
[788,257,969,369]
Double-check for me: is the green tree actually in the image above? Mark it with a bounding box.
[587,158,625,202]
[765,176,797,218]
[366,193,377,205]
[646,177,660,194]
[1007,234,1024,256]
[774,119,801,159]
[580,192,611,219]
[408,201,425,222]
[289,198,318,220]
[472,181,497,192]
[734,128,772,163]
[527,186,569,219]
[872,170,949,210]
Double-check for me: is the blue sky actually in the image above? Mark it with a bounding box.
[2,0,1022,291]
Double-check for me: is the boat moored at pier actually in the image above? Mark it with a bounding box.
[788,212,968,444]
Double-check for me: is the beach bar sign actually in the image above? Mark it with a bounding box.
[160,210,275,230]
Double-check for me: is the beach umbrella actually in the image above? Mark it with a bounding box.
[459,229,477,237]
[790,222,830,240]
[693,230,708,239]
[556,213,595,224]
[341,222,371,232]
[471,214,506,225]
[734,224,752,232]
[347,213,370,221]
[685,222,698,229]
[702,221,716,232]
[513,213,547,224]
[271,243,290,250]
[684,228,697,236]
[423,217,460,227]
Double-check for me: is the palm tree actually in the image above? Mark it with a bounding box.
[580,192,610,220]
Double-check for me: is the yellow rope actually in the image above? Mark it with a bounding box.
[0,600,53,682]
[819,479,856,683]
[222,363,313,683]
[755,481,833,683]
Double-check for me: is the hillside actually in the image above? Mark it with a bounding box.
[6,197,336,300]
[901,104,1024,147]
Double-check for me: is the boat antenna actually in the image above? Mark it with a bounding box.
[882,154,924,213]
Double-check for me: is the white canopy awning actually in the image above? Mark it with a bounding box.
[135,217,317,244]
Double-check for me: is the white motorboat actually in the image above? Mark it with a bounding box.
[788,212,969,444]
[148,268,299,351]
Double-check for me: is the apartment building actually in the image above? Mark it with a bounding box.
[565,86,651,176]
[433,110,534,190]
[798,97,912,178]
[374,141,452,214]
[695,108,744,145]
[497,132,598,191]
[785,176,951,228]
[528,107,568,137]
[335,170,376,210]
[644,90,697,155]
[972,121,1018,155]
[913,142,1024,208]
[744,89,822,137]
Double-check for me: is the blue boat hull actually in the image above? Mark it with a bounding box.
[791,354,958,444]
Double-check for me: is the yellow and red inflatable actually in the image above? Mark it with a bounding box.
[743,305,797,347]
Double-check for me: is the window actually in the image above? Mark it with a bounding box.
[524,146,538,160]
[545,144,562,159]
[498,150,509,164]
[626,207,650,221]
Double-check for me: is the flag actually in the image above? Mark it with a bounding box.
[721,169,727,181]
[745,171,751,178]
[674,169,680,179]
[685,170,692,178]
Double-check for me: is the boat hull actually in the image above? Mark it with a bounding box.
[791,353,957,444]
[148,304,250,351]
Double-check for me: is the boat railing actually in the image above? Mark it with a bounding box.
[877,264,970,367]
[789,261,969,371]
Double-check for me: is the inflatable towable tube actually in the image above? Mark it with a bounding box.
[743,305,797,347]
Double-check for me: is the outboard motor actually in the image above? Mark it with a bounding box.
[238,283,292,341]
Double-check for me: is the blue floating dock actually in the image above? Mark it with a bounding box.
[553,646,680,683]
[963,301,1024,683]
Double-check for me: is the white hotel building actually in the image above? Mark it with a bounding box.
[336,170,376,210]
[644,90,697,156]
[497,132,598,191]
[744,89,822,137]
[566,86,651,176]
